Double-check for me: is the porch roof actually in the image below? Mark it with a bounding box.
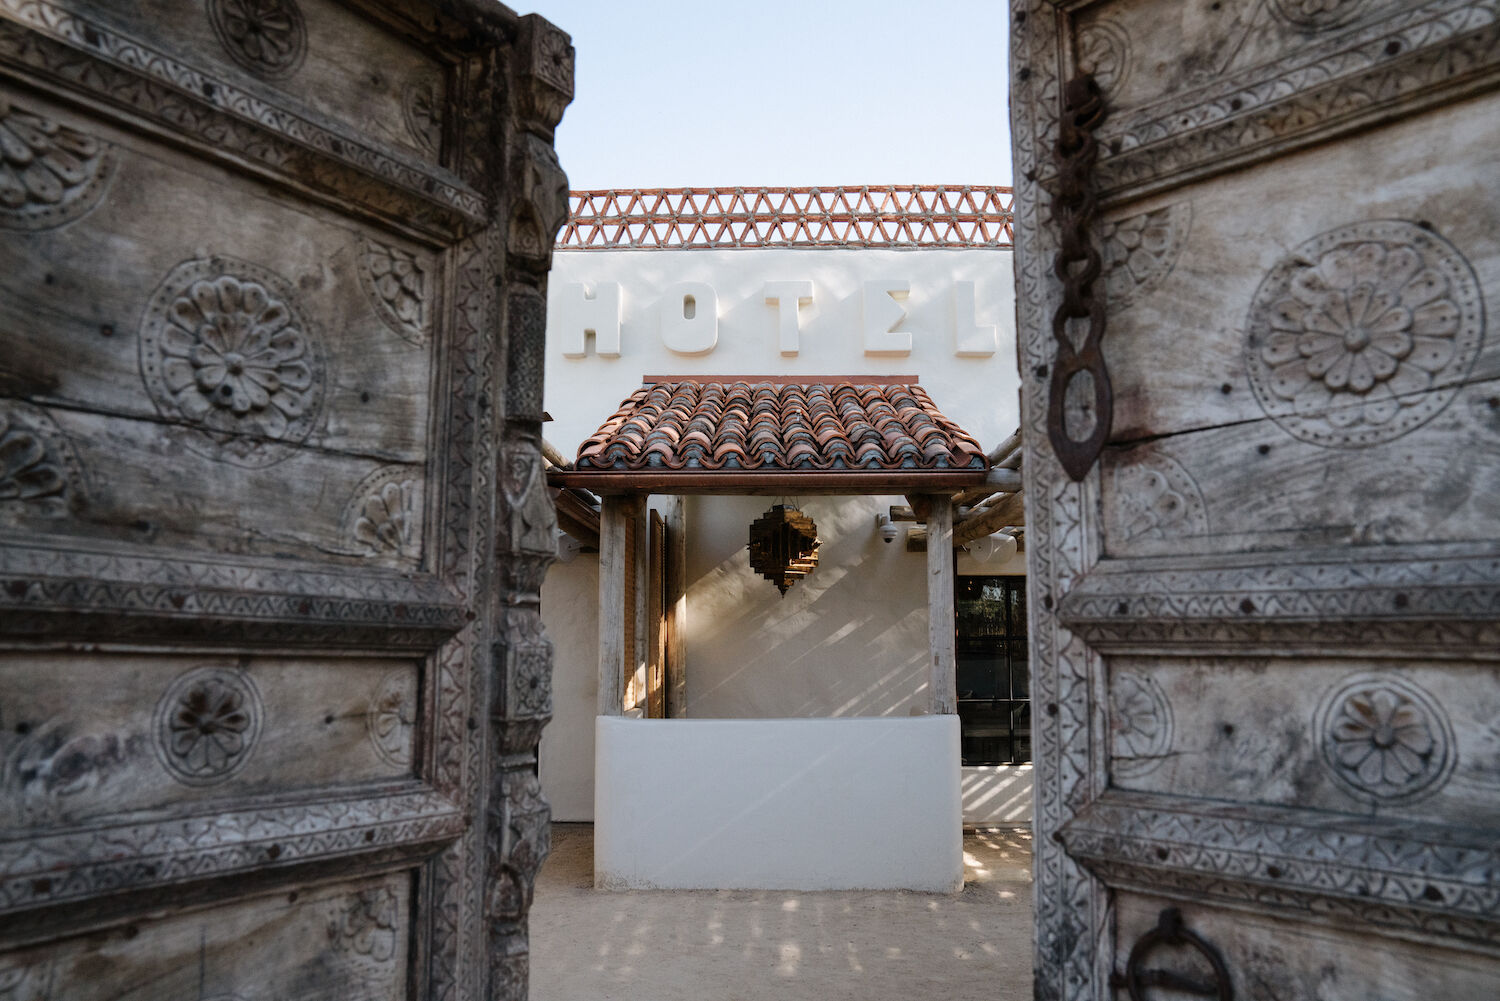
[547,376,989,495]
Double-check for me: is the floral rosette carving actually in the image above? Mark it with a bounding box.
[1075,19,1130,94]
[152,666,264,786]
[0,401,83,518]
[341,465,423,562]
[1245,221,1483,448]
[1105,450,1208,556]
[1102,203,1191,311]
[358,238,429,346]
[0,94,114,231]
[366,669,416,769]
[1110,671,1173,780]
[207,0,308,80]
[331,886,399,964]
[401,81,441,156]
[1317,673,1455,804]
[139,257,325,468]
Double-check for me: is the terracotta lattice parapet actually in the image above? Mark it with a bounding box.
[557,185,1015,249]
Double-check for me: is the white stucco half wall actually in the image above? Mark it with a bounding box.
[594,715,963,892]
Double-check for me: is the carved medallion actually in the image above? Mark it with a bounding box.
[152,666,263,786]
[366,669,416,768]
[1102,203,1191,310]
[0,94,114,231]
[0,960,53,1000]
[1107,450,1209,553]
[341,464,422,560]
[330,886,399,962]
[1268,0,1366,31]
[401,81,441,156]
[206,0,308,80]
[1245,220,1483,448]
[1316,672,1455,804]
[139,257,325,468]
[1110,671,1174,780]
[358,237,429,346]
[512,649,552,718]
[1075,20,1130,94]
[0,401,82,517]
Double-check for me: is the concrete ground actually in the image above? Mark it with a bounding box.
[530,824,1034,1001]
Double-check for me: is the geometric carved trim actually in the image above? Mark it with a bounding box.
[1060,550,1500,654]
[0,93,115,231]
[1245,219,1483,449]
[0,2,487,238]
[1061,789,1500,953]
[1093,2,1500,203]
[138,256,326,469]
[0,544,466,650]
[0,785,462,914]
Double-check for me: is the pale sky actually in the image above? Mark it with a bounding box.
[524,1,1013,191]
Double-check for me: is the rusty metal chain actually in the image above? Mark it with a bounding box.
[1047,71,1111,482]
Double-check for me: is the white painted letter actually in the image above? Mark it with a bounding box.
[660,282,719,355]
[953,281,997,356]
[763,281,814,355]
[557,282,622,358]
[863,280,912,356]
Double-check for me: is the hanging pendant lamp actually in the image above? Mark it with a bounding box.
[747,504,820,596]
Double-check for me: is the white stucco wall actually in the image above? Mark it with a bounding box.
[594,715,963,891]
[540,244,1022,821]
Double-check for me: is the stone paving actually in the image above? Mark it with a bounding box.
[530,824,1034,1001]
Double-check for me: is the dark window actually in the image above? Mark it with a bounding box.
[955,575,1029,765]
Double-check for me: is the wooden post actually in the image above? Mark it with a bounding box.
[926,494,956,714]
[597,495,629,716]
[663,495,688,718]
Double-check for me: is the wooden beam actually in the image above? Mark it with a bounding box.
[953,491,1026,547]
[952,484,998,506]
[926,495,956,715]
[550,487,600,550]
[985,430,1021,467]
[630,497,650,715]
[983,468,1023,492]
[888,505,919,522]
[906,526,927,553]
[541,438,570,469]
[597,496,629,716]
[905,495,933,523]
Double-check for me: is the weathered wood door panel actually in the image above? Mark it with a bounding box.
[1013,1,1500,997]
[0,2,572,997]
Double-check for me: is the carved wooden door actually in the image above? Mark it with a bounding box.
[1012,1,1500,997]
[0,2,571,998]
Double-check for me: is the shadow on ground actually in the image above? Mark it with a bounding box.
[530,824,1034,1001]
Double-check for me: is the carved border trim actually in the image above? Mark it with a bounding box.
[1059,552,1500,652]
[1061,790,1500,950]
[1094,0,1500,202]
[0,543,466,649]
[0,786,464,914]
[1013,3,1111,999]
[0,2,487,237]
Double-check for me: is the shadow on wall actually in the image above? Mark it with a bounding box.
[684,495,930,719]
[962,765,1034,826]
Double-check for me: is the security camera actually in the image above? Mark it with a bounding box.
[877,513,900,544]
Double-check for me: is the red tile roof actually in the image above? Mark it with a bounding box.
[569,378,987,476]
